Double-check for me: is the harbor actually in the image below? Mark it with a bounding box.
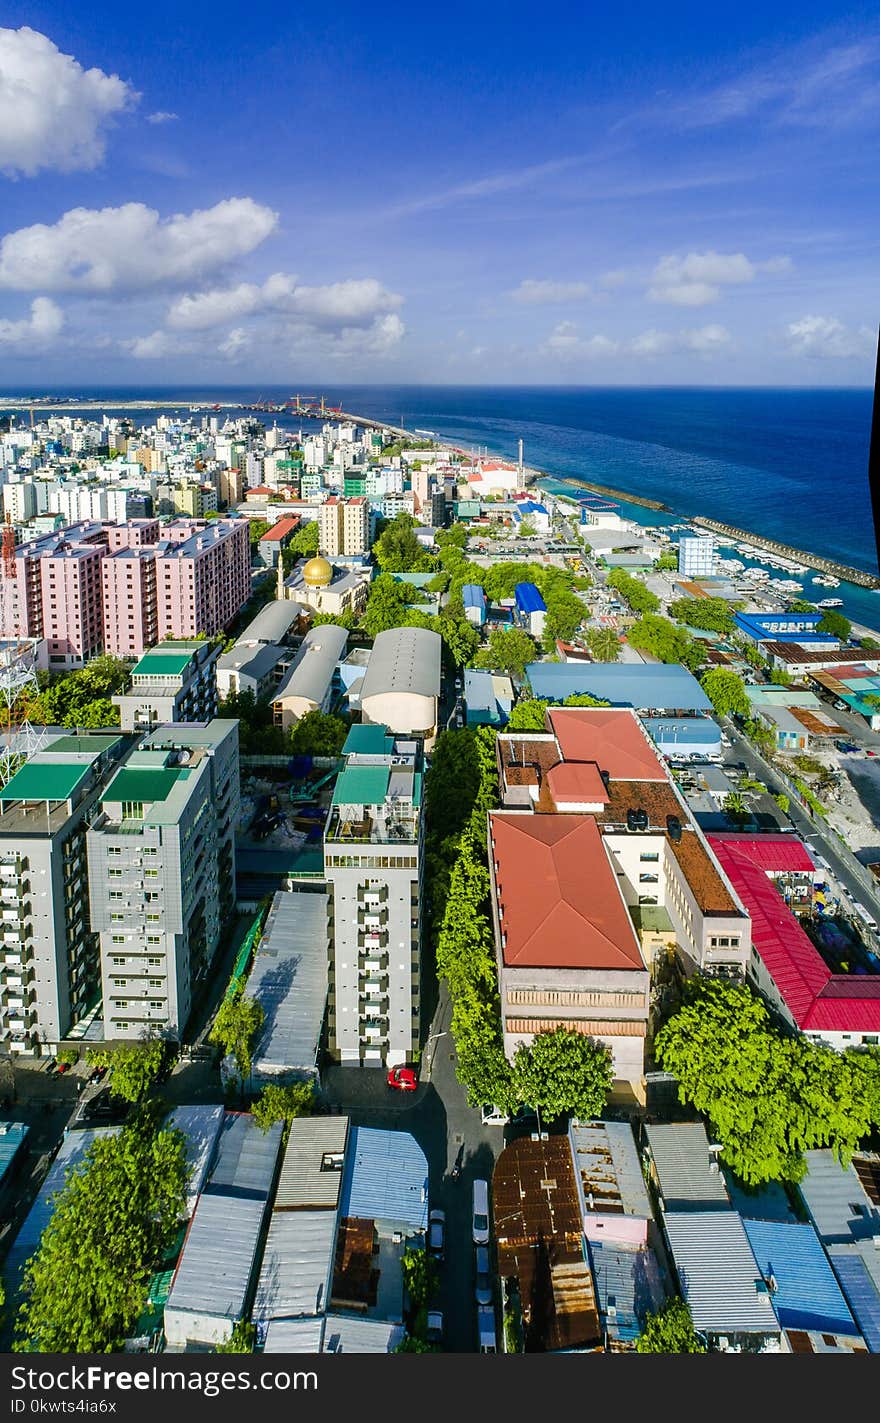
[691,516,880,590]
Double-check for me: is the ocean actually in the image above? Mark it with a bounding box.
[2,382,877,626]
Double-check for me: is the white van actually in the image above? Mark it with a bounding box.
[472,1178,490,1245]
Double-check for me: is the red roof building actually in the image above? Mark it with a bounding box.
[259,516,300,543]
[709,835,880,1040]
[548,707,667,782]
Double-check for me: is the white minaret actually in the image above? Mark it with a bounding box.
[517,439,525,490]
[276,551,285,602]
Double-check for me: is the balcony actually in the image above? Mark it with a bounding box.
[358,955,388,974]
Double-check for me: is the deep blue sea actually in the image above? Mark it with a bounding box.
[2,383,877,626]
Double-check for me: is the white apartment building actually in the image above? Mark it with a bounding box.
[678,534,717,579]
[318,496,370,558]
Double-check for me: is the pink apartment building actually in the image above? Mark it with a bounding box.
[40,543,105,668]
[155,520,251,640]
[102,548,160,658]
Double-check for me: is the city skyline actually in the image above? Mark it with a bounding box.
[0,3,878,385]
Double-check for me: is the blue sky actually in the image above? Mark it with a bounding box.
[0,1,877,385]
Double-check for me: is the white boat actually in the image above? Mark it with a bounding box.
[818,597,844,608]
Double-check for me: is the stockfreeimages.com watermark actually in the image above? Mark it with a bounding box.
[10,1365,317,1405]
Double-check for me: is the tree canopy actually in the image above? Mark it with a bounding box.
[25,655,130,729]
[511,1028,613,1122]
[585,627,621,662]
[473,627,537,679]
[700,667,750,718]
[507,698,551,730]
[605,568,659,615]
[817,609,852,642]
[373,513,435,573]
[627,614,703,670]
[363,573,409,638]
[635,1297,706,1354]
[655,978,880,1184]
[247,519,271,547]
[210,983,265,1080]
[15,1114,187,1352]
[289,709,348,757]
[218,688,288,756]
[668,596,736,635]
[252,1081,315,1132]
[288,521,320,558]
[85,1039,168,1103]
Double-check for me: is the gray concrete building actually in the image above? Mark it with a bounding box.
[86,720,239,1041]
[0,734,127,1053]
[323,725,424,1068]
[112,641,220,733]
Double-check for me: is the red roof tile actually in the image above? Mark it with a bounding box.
[545,762,608,807]
[259,516,300,541]
[547,708,667,782]
[489,812,645,971]
[708,834,815,875]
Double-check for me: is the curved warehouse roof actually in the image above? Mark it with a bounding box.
[274,624,349,707]
[360,626,442,701]
[239,601,305,644]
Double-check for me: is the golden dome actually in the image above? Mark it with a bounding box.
[302,555,333,587]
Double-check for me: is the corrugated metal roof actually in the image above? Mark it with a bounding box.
[339,1127,428,1233]
[663,1212,782,1336]
[245,890,329,1078]
[569,1120,651,1220]
[462,583,487,608]
[0,1121,28,1188]
[643,1123,731,1211]
[798,1150,880,1245]
[252,1210,337,1321]
[203,1113,283,1202]
[3,1127,121,1298]
[262,1317,325,1352]
[322,1314,405,1353]
[742,1219,858,1336]
[164,1193,266,1327]
[588,1240,663,1345]
[239,601,304,645]
[331,764,390,807]
[829,1248,880,1352]
[165,1105,225,1216]
[525,662,712,711]
[274,1117,349,1210]
[643,717,721,747]
[360,626,442,702]
[273,624,349,707]
[709,833,815,874]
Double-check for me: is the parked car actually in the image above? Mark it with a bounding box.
[474,1245,492,1305]
[387,1065,418,1092]
[477,1306,497,1353]
[43,1058,57,1074]
[428,1208,446,1261]
[425,1310,443,1346]
[55,1061,71,1075]
[472,1178,490,1245]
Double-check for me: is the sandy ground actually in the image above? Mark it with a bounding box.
[811,751,880,859]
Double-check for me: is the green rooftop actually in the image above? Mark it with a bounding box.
[0,759,92,803]
[332,764,390,807]
[342,724,395,756]
[103,766,183,806]
[46,734,123,755]
[131,648,198,678]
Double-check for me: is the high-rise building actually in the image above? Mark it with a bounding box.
[323,725,424,1068]
[111,641,219,732]
[318,496,370,558]
[155,520,251,641]
[101,548,159,658]
[86,720,239,1042]
[0,734,127,1052]
[678,534,716,579]
[40,542,105,669]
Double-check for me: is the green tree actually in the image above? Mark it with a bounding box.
[654,550,679,571]
[636,1297,706,1354]
[605,569,659,615]
[288,521,320,558]
[210,984,265,1080]
[374,513,434,572]
[252,1081,315,1132]
[363,573,409,638]
[289,709,348,757]
[586,627,621,662]
[247,519,271,548]
[435,609,480,666]
[774,793,790,815]
[85,1040,168,1103]
[860,636,880,651]
[474,627,536,679]
[654,978,878,1185]
[511,1028,613,1122]
[817,609,852,641]
[700,667,750,718]
[668,597,735,635]
[218,688,288,756]
[214,1320,255,1353]
[628,614,701,669]
[15,1116,187,1352]
[25,655,131,729]
[542,590,587,651]
[401,1248,439,1312]
[507,698,551,730]
[394,1335,437,1352]
[562,692,609,708]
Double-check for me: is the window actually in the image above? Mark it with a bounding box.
[108,868,122,878]
[640,852,659,863]
[639,873,659,883]
[111,957,125,967]
[111,934,125,944]
[110,913,124,923]
[146,914,160,923]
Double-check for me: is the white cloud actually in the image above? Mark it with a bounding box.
[540,321,619,359]
[0,296,64,349]
[510,279,592,305]
[0,198,279,293]
[128,330,180,359]
[146,110,178,124]
[786,315,876,359]
[168,273,402,333]
[630,324,732,355]
[647,250,791,305]
[218,328,250,360]
[0,27,137,177]
[303,312,406,358]
[386,155,586,218]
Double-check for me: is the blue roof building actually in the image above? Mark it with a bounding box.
[829,1250,880,1352]
[643,716,721,759]
[0,1122,28,1192]
[461,583,487,626]
[464,668,514,727]
[514,582,546,615]
[734,611,836,646]
[525,662,712,712]
[339,1126,428,1235]
[742,1218,859,1338]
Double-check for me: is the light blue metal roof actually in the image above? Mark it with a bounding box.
[203,1113,283,1202]
[0,1121,28,1189]
[829,1249,880,1352]
[587,1240,662,1344]
[742,1219,858,1337]
[339,1126,429,1233]
[514,582,546,614]
[464,668,495,714]
[643,717,721,747]
[462,583,487,609]
[525,662,712,711]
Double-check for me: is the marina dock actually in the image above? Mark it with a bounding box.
[691,515,880,589]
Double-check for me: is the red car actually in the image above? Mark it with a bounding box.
[387,1065,418,1092]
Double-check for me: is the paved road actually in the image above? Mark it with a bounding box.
[322,982,505,1353]
[721,718,880,938]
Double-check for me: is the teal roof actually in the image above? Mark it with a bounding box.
[103,766,183,805]
[343,724,395,756]
[413,771,423,808]
[0,760,92,803]
[46,734,123,755]
[131,648,197,678]
[332,765,390,807]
